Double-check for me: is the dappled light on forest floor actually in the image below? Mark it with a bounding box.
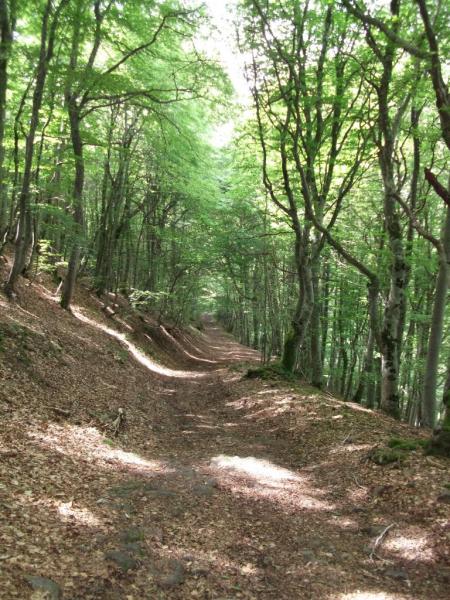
[72,307,207,379]
[326,515,359,530]
[56,501,103,528]
[347,485,370,503]
[1,278,448,600]
[384,533,434,562]
[330,443,374,455]
[184,328,220,357]
[27,422,170,475]
[322,399,375,414]
[225,390,310,426]
[211,455,299,483]
[13,493,105,541]
[209,454,335,511]
[335,592,408,600]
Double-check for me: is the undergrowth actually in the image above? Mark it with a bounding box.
[245,363,297,381]
[388,437,429,451]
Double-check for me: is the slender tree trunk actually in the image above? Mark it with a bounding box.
[0,0,13,239]
[422,205,450,427]
[380,181,407,418]
[310,259,322,387]
[61,102,84,310]
[5,1,54,296]
[353,327,374,405]
[60,1,85,310]
[321,259,330,369]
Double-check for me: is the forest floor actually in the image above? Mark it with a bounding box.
[0,262,449,600]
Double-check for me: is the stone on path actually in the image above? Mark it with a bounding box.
[119,527,145,543]
[360,524,390,537]
[25,575,62,600]
[105,550,139,572]
[150,558,186,588]
[384,568,409,581]
[437,489,450,504]
[192,478,218,497]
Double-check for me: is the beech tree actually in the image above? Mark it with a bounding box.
[239,0,370,385]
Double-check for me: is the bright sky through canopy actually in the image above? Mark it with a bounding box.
[200,0,250,147]
[202,0,249,102]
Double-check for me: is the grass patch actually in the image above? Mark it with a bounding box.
[103,438,115,447]
[369,447,405,465]
[229,362,252,373]
[114,348,129,364]
[388,437,428,451]
[370,437,430,466]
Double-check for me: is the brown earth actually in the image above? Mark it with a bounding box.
[0,261,449,600]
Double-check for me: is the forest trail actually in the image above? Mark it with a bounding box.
[0,272,449,600]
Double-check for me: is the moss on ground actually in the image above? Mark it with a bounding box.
[388,437,429,451]
[369,447,406,465]
[245,363,297,382]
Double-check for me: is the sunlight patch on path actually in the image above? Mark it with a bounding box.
[57,501,102,527]
[28,422,169,475]
[72,307,207,379]
[384,533,434,562]
[209,455,334,511]
[336,593,408,600]
[211,455,298,483]
[16,492,105,530]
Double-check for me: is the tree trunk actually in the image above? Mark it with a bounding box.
[422,205,450,427]
[377,5,407,418]
[310,260,322,387]
[428,358,450,457]
[0,0,13,239]
[5,0,65,295]
[61,102,84,310]
[353,328,374,405]
[281,236,313,372]
[60,2,84,310]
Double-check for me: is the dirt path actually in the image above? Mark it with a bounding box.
[1,297,449,600]
[89,323,448,600]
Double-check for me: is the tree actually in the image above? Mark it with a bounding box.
[0,0,15,242]
[239,0,370,386]
[5,0,68,297]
